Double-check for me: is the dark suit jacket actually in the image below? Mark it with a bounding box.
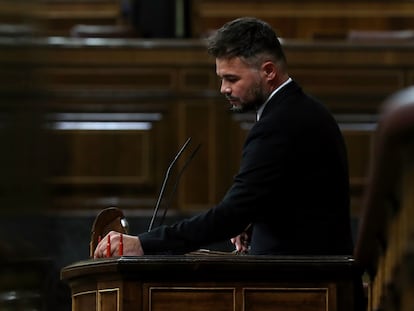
[139,80,354,255]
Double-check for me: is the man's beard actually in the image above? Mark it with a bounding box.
[229,86,267,113]
[230,105,244,113]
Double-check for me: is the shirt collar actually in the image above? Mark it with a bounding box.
[256,77,292,121]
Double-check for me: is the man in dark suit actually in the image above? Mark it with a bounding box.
[94,17,354,257]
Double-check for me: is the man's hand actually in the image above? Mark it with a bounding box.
[230,230,250,254]
[93,231,144,258]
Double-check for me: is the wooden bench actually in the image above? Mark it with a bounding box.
[191,0,414,39]
[355,86,414,311]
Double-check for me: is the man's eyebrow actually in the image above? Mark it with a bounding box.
[220,73,238,79]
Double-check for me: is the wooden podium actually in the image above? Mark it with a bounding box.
[61,254,362,311]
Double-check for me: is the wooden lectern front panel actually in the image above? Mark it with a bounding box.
[147,287,235,311]
[71,285,331,311]
[73,290,96,311]
[143,284,330,311]
[61,256,358,311]
[243,288,327,311]
[99,289,120,311]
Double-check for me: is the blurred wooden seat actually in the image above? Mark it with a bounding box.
[347,30,414,42]
[70,24,139,38]
[0,23,36,37]
[355,86,414,311]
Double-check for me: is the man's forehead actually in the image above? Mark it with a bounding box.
[215,57,251,75]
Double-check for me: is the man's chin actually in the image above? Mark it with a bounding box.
[230,105,244,113]
[230,104,256,113]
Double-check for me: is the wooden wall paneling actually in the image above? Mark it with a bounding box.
[340,124,375,216]
[284,44,414,68]
[32,42,211,68]
[289,68,405,113]
[33,0,122,37]
[40,92,173,212]
[407,70,414,85]
[284,42,413,113]
[175,95,233,211]
[28,41,202,212]
[47,128,153,185]
[176,64,224,209]
[191,0,414,39]
[0,43,38,92]
[176,99,214,211]
[211,103,239,204]
[0,1,34,25]
[342,128,373,188]
[30,43,183,211]
[0,65,33,92]
[6,0,414,39]
[37,67,177,92]
[229,112,254,175]
[45,112,165,210]
[178,67,218,91]
[6,38,414,216]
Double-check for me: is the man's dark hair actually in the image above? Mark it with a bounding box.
[206,17,287,67]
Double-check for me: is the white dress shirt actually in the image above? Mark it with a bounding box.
[256,77,292,121]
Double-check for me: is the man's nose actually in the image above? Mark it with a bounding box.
[221,83,231,95]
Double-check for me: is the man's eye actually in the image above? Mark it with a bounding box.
[226,78,237,83]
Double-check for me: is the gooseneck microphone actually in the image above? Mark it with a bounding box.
[158,142,201,227]
[147,137,193,232]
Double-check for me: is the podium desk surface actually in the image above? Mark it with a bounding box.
[61,254,358,282]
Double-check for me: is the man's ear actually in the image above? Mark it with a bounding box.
[262,61,277,80]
